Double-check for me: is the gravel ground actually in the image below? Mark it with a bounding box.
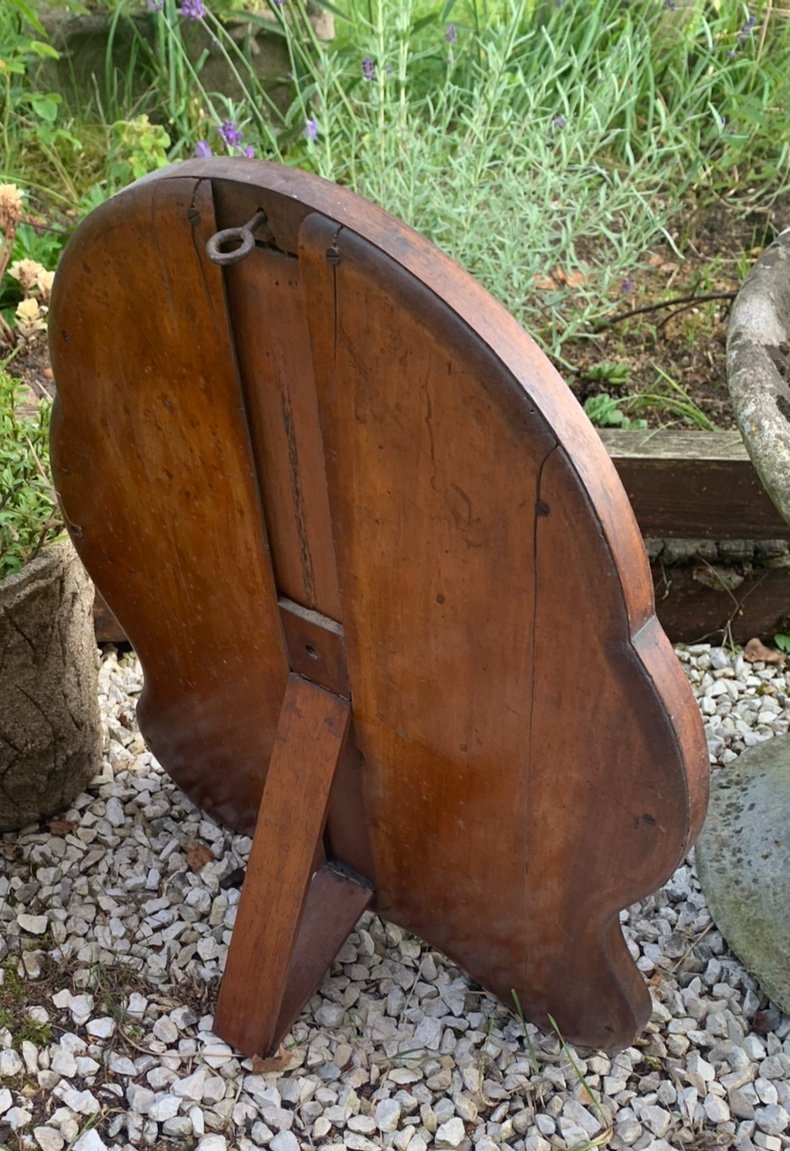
[1,645,789,1151]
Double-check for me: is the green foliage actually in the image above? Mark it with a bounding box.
[0,959,53,1045]
[631,366,720,430]
[510,988,540,1074]
[0,5,87,202]
[582,361,719,429]
[1,0,788,364]
[582,362,632,388]
[0,368,61,581]
[548,1013,612,1146]
[107,115,171,186]
[7,220,65,273]
[774,633,790,654]
[584,393,647,429]
[92,0,784,355]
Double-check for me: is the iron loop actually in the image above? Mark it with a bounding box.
[205,209,267,266]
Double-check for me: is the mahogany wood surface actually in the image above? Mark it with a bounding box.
[49,176,289,834]
[273,863,373,1049]
[50,160,709,1053]
[214,674,356,1056]
[92,429,790,647]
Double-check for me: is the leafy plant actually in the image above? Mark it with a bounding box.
[631,366,720,430]
[0,182,57,347]
[106,114,171,187]
[0,959,53,1045]
[0,4,86,203]
[774,633,790,655]
[102,0,786,358]
[2,0,788,371]
[582,361,631,388]
[584,393,647,429]
[0,367,61,581]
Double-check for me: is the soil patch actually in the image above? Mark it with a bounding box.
[564,192,790,430]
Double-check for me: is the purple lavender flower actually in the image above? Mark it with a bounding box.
[362,56,376,81]
[194,139,212,158]
[219,120,243,148]
[304,118,319,141]
[180,0,206,18]
[445,23,457,44]
[146,0,165,11]
[272,0,286,5]
[737,11,757,41]
[620,276,636,295]
[553,114,567,129]
[243,144,255,158]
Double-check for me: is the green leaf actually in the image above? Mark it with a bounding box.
[412,14,440,33]
[7,0,47,37]
[26,39,61,61]
[28,92,61,123]
[584,393,628,427]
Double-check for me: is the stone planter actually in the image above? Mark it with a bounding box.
[727,228,790,521]
[0,538,101,832]
[36,4,332,114]
[695,227,790,1014]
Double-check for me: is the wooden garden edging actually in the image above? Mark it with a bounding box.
[601,429,789,540]
[603,429,790,643]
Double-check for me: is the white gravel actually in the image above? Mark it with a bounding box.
[0,645,789,1151]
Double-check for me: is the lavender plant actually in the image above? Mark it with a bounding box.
[2,0,788,360]
[112,0,787,353]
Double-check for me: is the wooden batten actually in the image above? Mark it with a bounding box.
[601,429,790,541]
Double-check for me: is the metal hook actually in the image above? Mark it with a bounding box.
[206,209,268,266]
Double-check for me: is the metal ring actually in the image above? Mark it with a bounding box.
[205,209,268,266]
[206,225,257,266]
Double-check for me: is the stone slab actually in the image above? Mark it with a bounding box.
[697,735,790,1011]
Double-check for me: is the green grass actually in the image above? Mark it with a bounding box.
[0,0,788,362]
[0,959,53,1046]
[0,368,60,580]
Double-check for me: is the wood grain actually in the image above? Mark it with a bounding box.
[220,243,342,617]
[273,863,373,1047]
[214,675,353,1056]
[297,210,709,1047]
[49,176,288,834]
[278,597,349,697]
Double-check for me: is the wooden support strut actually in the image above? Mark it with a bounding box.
[213,674,373,1057]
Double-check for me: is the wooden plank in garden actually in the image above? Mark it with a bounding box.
[602,429,790,540]
[652,561,790,645]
